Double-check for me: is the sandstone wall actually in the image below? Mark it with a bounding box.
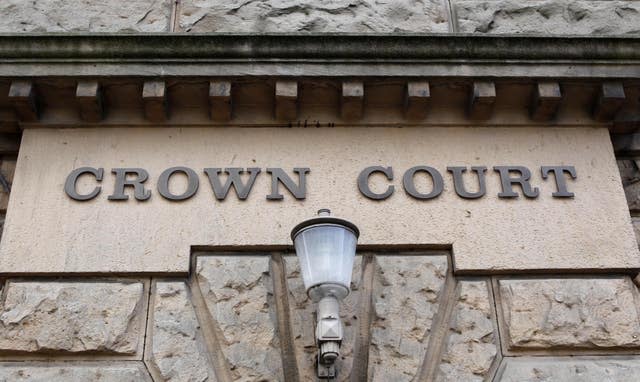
[0,252,639,381]
[1,1,639,381]
[1,0,638,34]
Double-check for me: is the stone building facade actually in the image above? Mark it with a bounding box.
[0,1,640,381]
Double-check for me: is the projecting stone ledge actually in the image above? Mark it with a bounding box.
[498,277,640,352]
[178,0,449,33]
[0,281,145,355]
[0,0,171,32]
[455,0,640,35]
[497,357,640,382]
[0,362,153,382]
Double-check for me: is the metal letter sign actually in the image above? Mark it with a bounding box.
[64,165,576,201]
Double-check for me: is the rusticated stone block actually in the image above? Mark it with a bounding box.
[632,217,640,247]
[455,1,640,35]
[285,255,363,381]
[497,357,640,382]
[618,160,640,186]
[436,280,498,382]
[624,181,640,213]
[0,158,16,213]
[368,255,448,382]
[146,281,216,382]
[618,159,640,212]
[0,0,171,32]
[196,256,284,381]
[179,0,449,33]
[0,362,153,381]
[498,277,640,353]
[0,281,145,355]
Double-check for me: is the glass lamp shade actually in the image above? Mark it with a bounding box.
[291,210,359,302]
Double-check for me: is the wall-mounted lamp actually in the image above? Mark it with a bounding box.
[291,209,360,378]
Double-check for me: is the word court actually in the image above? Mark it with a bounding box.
[64,165,577,202]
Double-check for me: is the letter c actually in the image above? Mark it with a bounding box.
[64,167,103,201]
[358,166,394,200]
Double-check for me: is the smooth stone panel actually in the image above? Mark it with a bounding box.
[196,256,284,381]
[498,278,640,351]
[0,362,153,381]
[368,255,448,381]
[455,1,640,35]
[436,280,497,382]
[146,281,216,382]
[0,281,144,355]
[0,0,171,32]
[179,0,449,33]
[1,127,636,273]
[497,357,640,382]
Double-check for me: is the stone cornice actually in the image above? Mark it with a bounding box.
[0,34,638,132]
[0,34,639,78]
[0,33,638,61]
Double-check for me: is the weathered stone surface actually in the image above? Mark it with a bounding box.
[284,256,317,381]
[146,281,215,382]
[196,256,284,381]
[0,362,153,382]
[497,357,640,381]
[0,159,15,213]
[368,255,448,382]
[632,217,640,247]
[0,0,171,32]
[0,281,144,354]
[179,0,449,33]
[285,256,362,381]
[624,181,640,213]
[455,1,640,35]
[619,159,640,212]
[499,278,640,351]
[437,280,497,382]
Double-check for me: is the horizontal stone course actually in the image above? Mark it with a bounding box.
[179,0,449,33]
[0,281,145,355]
[0,0,171,32]
[454,0,640,35]
[498,277,640,352]
[3,257,640,379]
[0,362,153,381]
[497,357,640,381]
